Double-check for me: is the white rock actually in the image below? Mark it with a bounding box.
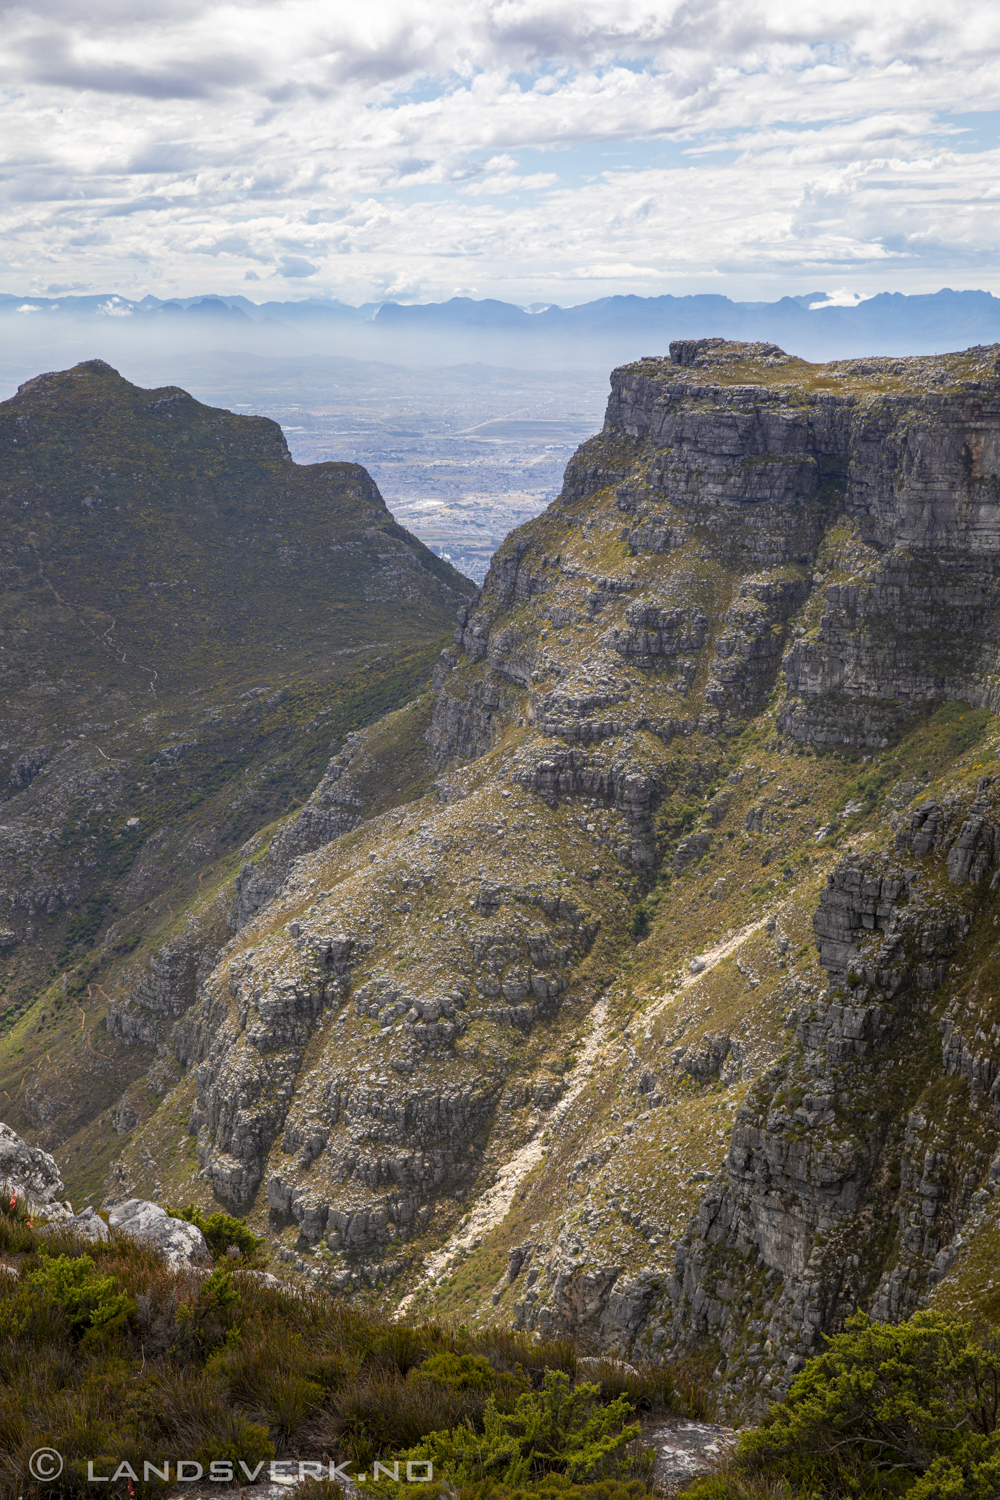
[60,1206,111,1244]
[0,1120,73,1219]
[107,1199,211,1269]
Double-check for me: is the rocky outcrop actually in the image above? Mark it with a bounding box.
[183,934,355,1206]
[107,1199,211,1269]
[233,733,372,926]
[0,1120,72,1218]
[600,777,1000,1398]
[107,923,214,1048]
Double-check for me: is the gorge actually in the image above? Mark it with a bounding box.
[4,338,1000,1406]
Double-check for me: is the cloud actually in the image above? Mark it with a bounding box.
[0,1,999,301]
[96,295,134,314]
[277,254,319,277]
[808,287,875,308]
[571,262,661,278]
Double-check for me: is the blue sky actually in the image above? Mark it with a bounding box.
[1,0,999,305]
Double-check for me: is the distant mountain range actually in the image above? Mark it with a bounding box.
[5,288,1000,361]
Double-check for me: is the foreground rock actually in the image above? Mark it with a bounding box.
[0,1120,72,1219]
[107,1199,211,1269]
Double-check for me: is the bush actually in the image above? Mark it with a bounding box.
[629,904,651,940]
[390,1369,642,1488]
[694,1311,1000,1500]
[0,1219,659,1500]
[442,1481,651,1500]
[415,1353,499,1392]
[166,1204,267,1265]
[11,1255,135,1346]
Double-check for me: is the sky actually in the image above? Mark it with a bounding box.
[2,0,1000,306]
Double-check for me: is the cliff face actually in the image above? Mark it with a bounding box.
[438,341,1000,764]
[73,340,1000,1401]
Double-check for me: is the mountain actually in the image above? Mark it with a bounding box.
[373,289,1000,358]
[7,339,1000,1414]
[6,289,1000,364]
[0,359,473,1192]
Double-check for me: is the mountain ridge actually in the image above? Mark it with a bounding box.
[0,358,473,1196]
[7,338,1000,1416]
[6,290,1000,360]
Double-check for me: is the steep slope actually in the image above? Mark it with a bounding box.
[87,339,1000,1406]
[0,359,472,1194]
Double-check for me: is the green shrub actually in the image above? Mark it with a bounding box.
[443,1480,651,1500]
[166,1203,267,1264]
[474,1327,577,1385]
[707,1311,1000,1500]
[328,1372,491,1467]
[628,904,650,940]
[367,1323,435,1376]
[172,1267,241,1358]
[11,1255,135,1345]
[392,1369,641,1487]
[0,1223,656,1500]
[415,1353,499,1392]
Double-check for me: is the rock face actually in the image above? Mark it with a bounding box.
[0,357,474,1156]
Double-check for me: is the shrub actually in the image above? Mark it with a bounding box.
[697,1311,1000,1500]
[366,1323,435,1376]
[166,1204,267,1265]
[628,904,650,940]
[473,1327,577,1385]
[324,1372,491,1467]
[391,1369,641,1488]
[11,1255,135,1346]
[0,1223,658,1500]
[172,1267,242,1358]
[415,1353,499,1392]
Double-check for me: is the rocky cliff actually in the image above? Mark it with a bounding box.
[17,339,1000,1407]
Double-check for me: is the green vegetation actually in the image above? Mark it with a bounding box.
[388,1369,641,1488]
[166,1204,267,1265]
[0,1206,692,1499]
[684,1312,1000,1499]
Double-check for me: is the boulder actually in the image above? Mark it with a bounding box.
[40,1205,110,1245]
[107,1199,211,1269]
[0,1120,73,1219]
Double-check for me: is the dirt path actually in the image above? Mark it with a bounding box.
[642,914,771,1025]
[396,996,608,1315]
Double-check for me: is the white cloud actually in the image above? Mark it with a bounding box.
[96,295,134,314]
[0,1,999,300]
[571,262,661,279]
[808,288,875,308]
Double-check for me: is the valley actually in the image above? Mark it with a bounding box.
[4,336,1000,1422]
